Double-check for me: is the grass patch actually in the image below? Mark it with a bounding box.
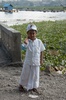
[11,20,66,67]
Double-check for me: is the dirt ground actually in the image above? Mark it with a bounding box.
[0,66,66,100]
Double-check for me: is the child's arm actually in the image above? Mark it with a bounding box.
[24,38,28,44]
[21,38,29,50]
[40,51,44,65]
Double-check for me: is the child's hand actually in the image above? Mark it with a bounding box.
[24,38,28,44]
[40,60,43,65]
[40,52,43,65]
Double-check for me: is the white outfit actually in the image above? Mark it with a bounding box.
[19,38,45,91]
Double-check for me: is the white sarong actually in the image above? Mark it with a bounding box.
[19,63,40,91]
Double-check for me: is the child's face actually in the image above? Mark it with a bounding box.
[27,30,37,40]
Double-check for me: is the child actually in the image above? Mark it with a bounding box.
[19,24,45,94]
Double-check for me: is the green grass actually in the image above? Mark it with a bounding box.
[15,6,66,11]
[11,20,66,67]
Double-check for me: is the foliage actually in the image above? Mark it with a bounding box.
[14,6,66,12]
[11,20,66,67]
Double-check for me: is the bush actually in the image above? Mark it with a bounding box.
[11,20,66,67]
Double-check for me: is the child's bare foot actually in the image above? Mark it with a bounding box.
[32,88,42,95]
[19,85,27,92]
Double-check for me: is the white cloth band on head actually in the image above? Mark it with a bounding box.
[26,24,37,32]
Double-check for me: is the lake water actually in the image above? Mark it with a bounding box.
[0,11,66,26]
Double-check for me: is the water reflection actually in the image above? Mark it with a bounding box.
[0,11,66,26]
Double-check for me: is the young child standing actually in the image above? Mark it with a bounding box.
[19,24,45,94]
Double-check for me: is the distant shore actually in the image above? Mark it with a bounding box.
[0,5,66,12]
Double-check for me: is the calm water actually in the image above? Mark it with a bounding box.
[0,11,66,26]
